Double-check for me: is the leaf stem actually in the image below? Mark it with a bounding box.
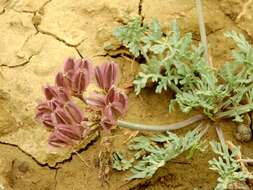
[117,114,205,131]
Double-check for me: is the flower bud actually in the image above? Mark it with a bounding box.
[55,72,72,90]
[41,113,55,129]
[64,101,85,124]
[85,93,106,108]
[52,108,72,125]
[64,58,75,73]
[95,62,118,91]
[48,130,72,147]
[72,70,90,95]
[56,124,83,140]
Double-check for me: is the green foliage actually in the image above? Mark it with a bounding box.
[113,17,147,57]
[127,126,206,179]
[112,152,133,171]
[209,141,253,190]
[113,17,253,121]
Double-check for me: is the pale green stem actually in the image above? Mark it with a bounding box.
[117,114,205,131]
[215,103,253,119]
[215,125,225,146]
[196,0,210,65]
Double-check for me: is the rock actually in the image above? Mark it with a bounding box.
[235,124,252,142]
[17,161,29,173]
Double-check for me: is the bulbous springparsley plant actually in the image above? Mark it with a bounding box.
[36,58,128,147]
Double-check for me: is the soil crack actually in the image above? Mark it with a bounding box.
[0,52,39,69]
[0,141,53,168]
[138,0,143,17]
[75,47,84,58]
[207,27,224,36]
[54,168,58,190]
[35,26,86,48]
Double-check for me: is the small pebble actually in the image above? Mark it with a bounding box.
[235,124,252,142]
[18,161,29,173]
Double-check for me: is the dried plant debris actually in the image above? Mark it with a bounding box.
[209,141,253,190]
[113,17,253,122]
[112,126,206,179]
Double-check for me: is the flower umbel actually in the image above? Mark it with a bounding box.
[36,58,128,147]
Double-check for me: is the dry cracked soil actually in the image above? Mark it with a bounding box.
[0,0,253,189]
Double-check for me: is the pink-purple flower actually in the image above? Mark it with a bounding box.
[55,58,93,97]
[85,87,128,130]
[94,62,118,91]
[36,58,129,147]
[36,85,88,147]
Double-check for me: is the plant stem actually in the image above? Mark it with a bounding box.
[196,0,210,65]
[215,104,253,119]
[215,125,225,145]
[117,114,205,131]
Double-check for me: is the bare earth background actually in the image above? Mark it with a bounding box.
[0,0,253,189]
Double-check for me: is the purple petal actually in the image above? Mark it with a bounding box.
[36,102,51,120]
[41,113,55,129]
[55,72,65,88]
[55,72,72,90]
[57,87,70,102]
[94,67,104,89]
[105,62,117,90]
[56,124,83,140]
[100,107,117,131]
[85,93,106,108]
[76,59,92,73]
[106,87,116,103]
[43,86,70,103]
[72,70,89,95]
[111,102,125,116]
[64,101,85,124]
[44,86,58,100]
[94,62,118,91]
[52,108,72,125]
[48,98,64,110]
[64,58,75,73]
[104,87,128,117]
[48,130,73,147]
[115,91,128,115]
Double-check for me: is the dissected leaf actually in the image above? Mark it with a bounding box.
[114,17,253,122]
[128,126,206,179]
[209,141,253,190]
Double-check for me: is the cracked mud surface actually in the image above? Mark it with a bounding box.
[0,0,253,189]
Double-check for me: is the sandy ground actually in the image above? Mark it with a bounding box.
[0,0,253,189]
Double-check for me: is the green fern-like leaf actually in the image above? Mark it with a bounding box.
[209,141,253,190]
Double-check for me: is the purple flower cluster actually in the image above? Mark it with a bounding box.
[36,86,89,147]
[55,58,92,97]
[36,58,128,147]
[86,63,128,131]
